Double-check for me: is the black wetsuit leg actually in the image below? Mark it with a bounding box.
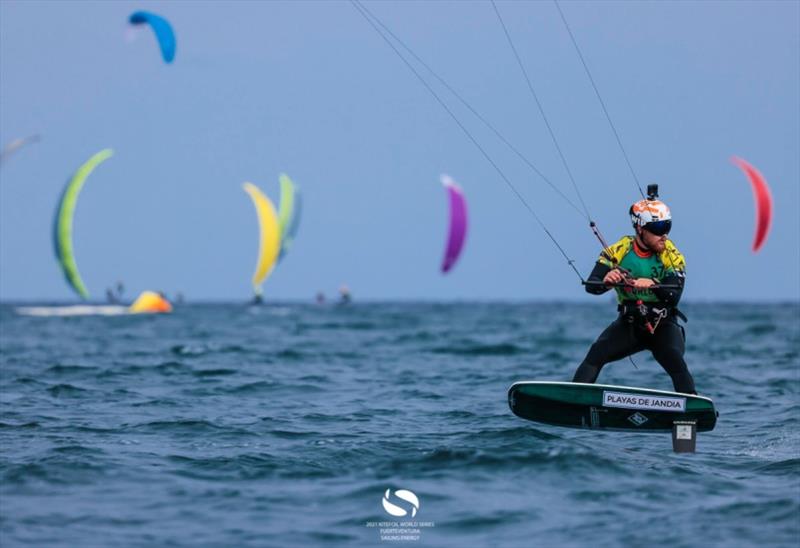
[646,319,696,394]
[572,317,645,383]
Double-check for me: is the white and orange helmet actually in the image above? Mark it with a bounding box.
[629,199,672,236]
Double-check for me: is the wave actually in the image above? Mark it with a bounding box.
[94,361,190,379]
[44,364,99,375]
[744,323,778,335]
[754,458,800,476]
[49,444,107,456]
[0,421,40,429]
[399,388,444,400]
[705,498,800,523]
[267,429,320,440]
[128,419,231,434]
[130,398,181,408]
[225,381,277,394]
[164,453,324,481]
[297,321,380,331]
[432,343,526,356]
[375,442,625,477]
[192,368,238,377]
[170,344,248,357]
[276,349,304,360]
[391,331,438,344]
[46,383,90,398]
[2,455,109,486]
[439,510,533,530]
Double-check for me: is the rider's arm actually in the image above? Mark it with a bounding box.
[585,261,612,295]
[651,273,684,306]
[653,241,686,307]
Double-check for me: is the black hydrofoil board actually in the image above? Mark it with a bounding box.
[508,381,717,432]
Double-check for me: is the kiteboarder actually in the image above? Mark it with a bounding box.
[572,186,696,394]
[338,285,352,305]
[106,281,125,303]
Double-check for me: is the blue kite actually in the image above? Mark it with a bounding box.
[129,11,176,64]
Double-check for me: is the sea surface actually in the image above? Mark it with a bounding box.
[1,302,798,547]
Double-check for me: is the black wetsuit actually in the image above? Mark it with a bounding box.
[572,259,697,394]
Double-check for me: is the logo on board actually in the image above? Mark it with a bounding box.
[603,391,686,412]
[628,412,649,426]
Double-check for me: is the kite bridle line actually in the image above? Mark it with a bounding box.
[352,0,587,282]
[552,0,646,201]
[492,0,628,270]
[352,2,585,218]
[351,1,650,282]
[550,0,678,276]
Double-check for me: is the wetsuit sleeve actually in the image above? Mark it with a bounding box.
[585,261,612,295]
[651,273,684,306]
[653,240,686,306]
[587,237,630,295]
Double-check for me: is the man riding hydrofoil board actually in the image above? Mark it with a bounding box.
[573,185,696,394]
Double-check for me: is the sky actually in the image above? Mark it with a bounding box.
[1,0,798,302]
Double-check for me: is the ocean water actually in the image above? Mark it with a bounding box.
[1,302,798,547]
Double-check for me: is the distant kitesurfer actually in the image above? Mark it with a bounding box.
[105,281,125,304]
[338,285,351,305]
[105,288,119,304]
[315,292,326,304]
[572,186,696,394]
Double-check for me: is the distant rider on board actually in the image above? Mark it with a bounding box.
[572,186,696,394]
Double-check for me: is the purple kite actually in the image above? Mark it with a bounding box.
[441,175,468,273]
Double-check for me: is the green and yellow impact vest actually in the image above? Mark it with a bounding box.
[598,236,686,304]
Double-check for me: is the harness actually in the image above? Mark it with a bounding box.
[618,301,687,334]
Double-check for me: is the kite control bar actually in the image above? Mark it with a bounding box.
[582,280,683,290]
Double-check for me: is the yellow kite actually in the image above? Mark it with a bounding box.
[242,182,280,297]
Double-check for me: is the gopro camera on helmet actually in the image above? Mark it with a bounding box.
[647,184,659,200]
